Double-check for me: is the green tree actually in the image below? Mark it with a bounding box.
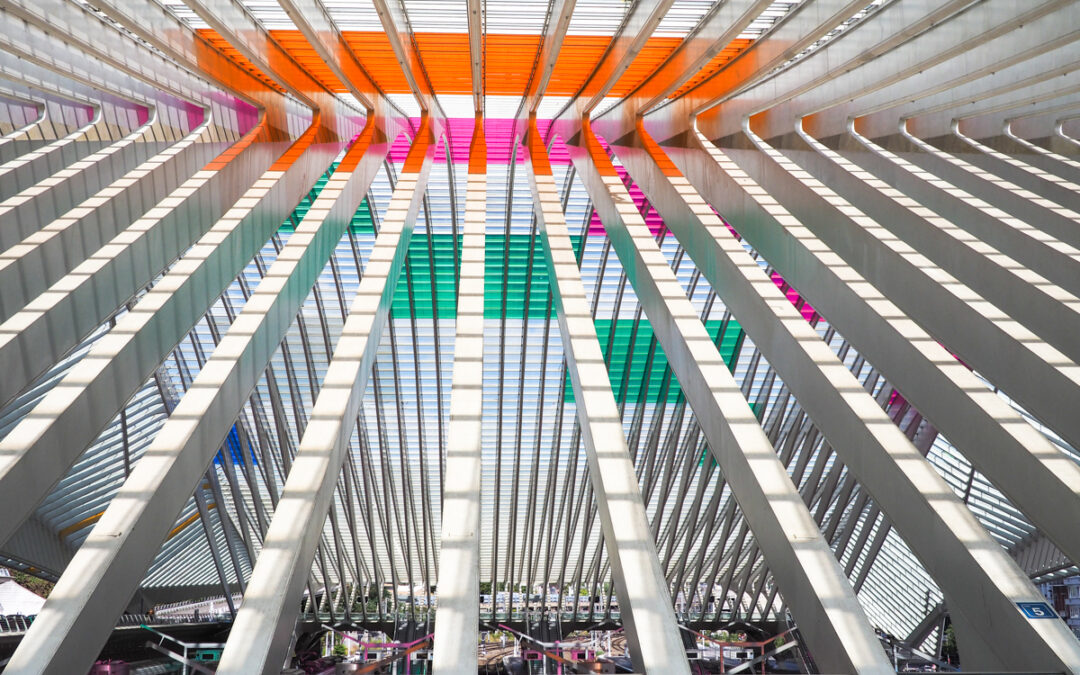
[942,624,959,664]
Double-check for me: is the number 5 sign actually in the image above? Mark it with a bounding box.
[1017,601,1058,619]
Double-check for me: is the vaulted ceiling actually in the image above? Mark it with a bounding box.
[1,0,1079,672]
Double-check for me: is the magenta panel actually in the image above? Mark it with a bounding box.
[387,126,414,162]
[386,118,571,165]
[770,271,817,321]
[385,122,447,166]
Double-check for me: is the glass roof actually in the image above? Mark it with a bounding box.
[3,0,1075,654]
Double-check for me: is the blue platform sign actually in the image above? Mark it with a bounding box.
[1017,601,1058,619]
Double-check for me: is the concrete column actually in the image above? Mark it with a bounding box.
[0,117,339,551]
[0,115,273,409]
[525,118,691,675]
[0,117,219,314]
[608,122,1080,588]
[669,125,1080,672]
[1,119,390,675]
[826,125,1080,362]
[215,120,435,675]
[432,118,486,675]
[555,118,891,673]
[739,123,1080,456]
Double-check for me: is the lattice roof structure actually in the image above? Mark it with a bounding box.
[0,0,1079,672]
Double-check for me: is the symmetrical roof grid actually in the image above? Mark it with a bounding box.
[4,0,1080,672]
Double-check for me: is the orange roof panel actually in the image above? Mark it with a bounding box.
[269,30,348,93]
[669,38,754,99]
[609,37,681,96]
[202,30,755,102]
[415,32,473,94]
[547,36,609,96]
[485,34,543,96]
[342,31,412,94]
[197,29,287,95]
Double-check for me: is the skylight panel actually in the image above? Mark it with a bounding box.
[320,0,384,31]
[436,94,477,118]
[736,0,803,40]
[237,0,296,29]
[485,0,550,35]
[160,0,295,31]
[534,96,573,119]
[387,93,423,120]
[337,93,364,110]
[401,0,469,32]
[566,0,631,35]
[485,95,528,119]
[157,0,210,29]
[770,0,889,73]
[653,0,718,37]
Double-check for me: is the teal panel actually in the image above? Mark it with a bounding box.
[562,318,744,404]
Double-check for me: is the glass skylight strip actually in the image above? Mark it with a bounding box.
[736,0,804,40]
[653,0,721,37]
[235,0,296,29]
[320,0,384,31]
[566,0,632,36]
[157,0,211,30]
[769,0,890,75]
[856,527,942,638]
[484,0,550,35]
[401,0,469,32]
